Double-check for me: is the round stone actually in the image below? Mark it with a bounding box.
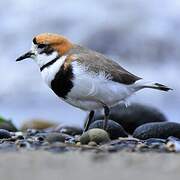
[88,120,128,140]
[46,133,66,143]
[88,141,98,146]
[80,128,110,145]
[0,129,11,139]
[133,122,180,140]
[56,125,83,136]
[86,103,167,134]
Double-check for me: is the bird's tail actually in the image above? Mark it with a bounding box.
[133,80,173,92]
[142,82,172,91]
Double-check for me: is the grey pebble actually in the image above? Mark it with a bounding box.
[80,128,110,145]
[46,133,66,143]
[89,120,128,139]
[56,125,83,136]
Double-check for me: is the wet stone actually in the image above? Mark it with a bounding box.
[1,122,180,153]
[88,120,128,140]
[80,128,110,145]
[34,132,48,140]
[88,141,98,146]
[46,133,66,143]
[100,138,140,152]
[26,129,40,136]
[16,140,32,149]
[55,125,83,136]
[166,136,180,152]
[142,138,167,151]
[145,138,166,145]
[133,122,180,140]
[89,103,167,134]
[0,129,11,139]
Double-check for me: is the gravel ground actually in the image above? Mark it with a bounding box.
[0,151,179,180]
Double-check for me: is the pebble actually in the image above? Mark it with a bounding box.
[166,137,180,152]
[34,132,48,141]
[0,129,11,139]
[56,125,83,136]
[46,133,66,143]
[15,140,31,149]
[133,122,180,140]
[88,141,98,146]
[80,128,110,145]
[100,138,140,152]
[0,118,180,153]
[76,142,81,146]
[89,103,167,134]
[26,129,40,136]
[88,120,128,140]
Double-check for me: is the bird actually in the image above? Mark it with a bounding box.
[16,33,172,132]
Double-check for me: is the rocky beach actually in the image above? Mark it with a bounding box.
[1,103,180,180]
[0,0,180,179]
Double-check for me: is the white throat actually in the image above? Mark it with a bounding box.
[35,51,59,68]
[40,55,67,87]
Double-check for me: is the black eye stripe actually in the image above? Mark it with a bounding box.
[38,44,46,48]
[39,46,54,55]
[33,37,37,44]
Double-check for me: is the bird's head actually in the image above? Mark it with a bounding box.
[16,33,73,67]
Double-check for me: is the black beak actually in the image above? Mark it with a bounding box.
[16,51,34,62]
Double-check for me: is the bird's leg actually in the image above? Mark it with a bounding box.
[83,110,95,132]
[103,105,110,130]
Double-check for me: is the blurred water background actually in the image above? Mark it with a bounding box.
[0,0,179,128]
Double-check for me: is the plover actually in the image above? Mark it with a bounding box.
[16,33,172,131]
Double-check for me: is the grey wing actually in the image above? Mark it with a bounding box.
[73,52,141,85]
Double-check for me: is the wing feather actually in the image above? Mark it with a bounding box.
[67,45,141,85]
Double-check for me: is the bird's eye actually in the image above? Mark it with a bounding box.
[38,44,46,48]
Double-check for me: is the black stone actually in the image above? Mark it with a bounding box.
[87,103,167,134]
[0,129,11,139]
[88,120,128,140]
[133,122,180,140]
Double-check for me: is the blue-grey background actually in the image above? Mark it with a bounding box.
[0,0,179,128]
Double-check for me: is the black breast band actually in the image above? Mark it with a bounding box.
[40,56,60,71]
[51,64,74,99]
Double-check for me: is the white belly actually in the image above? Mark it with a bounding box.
[41,60,138,111]
[65,62,136,110]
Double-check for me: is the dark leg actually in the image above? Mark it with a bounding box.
[84,110,95,132]
[103,105,110,130]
